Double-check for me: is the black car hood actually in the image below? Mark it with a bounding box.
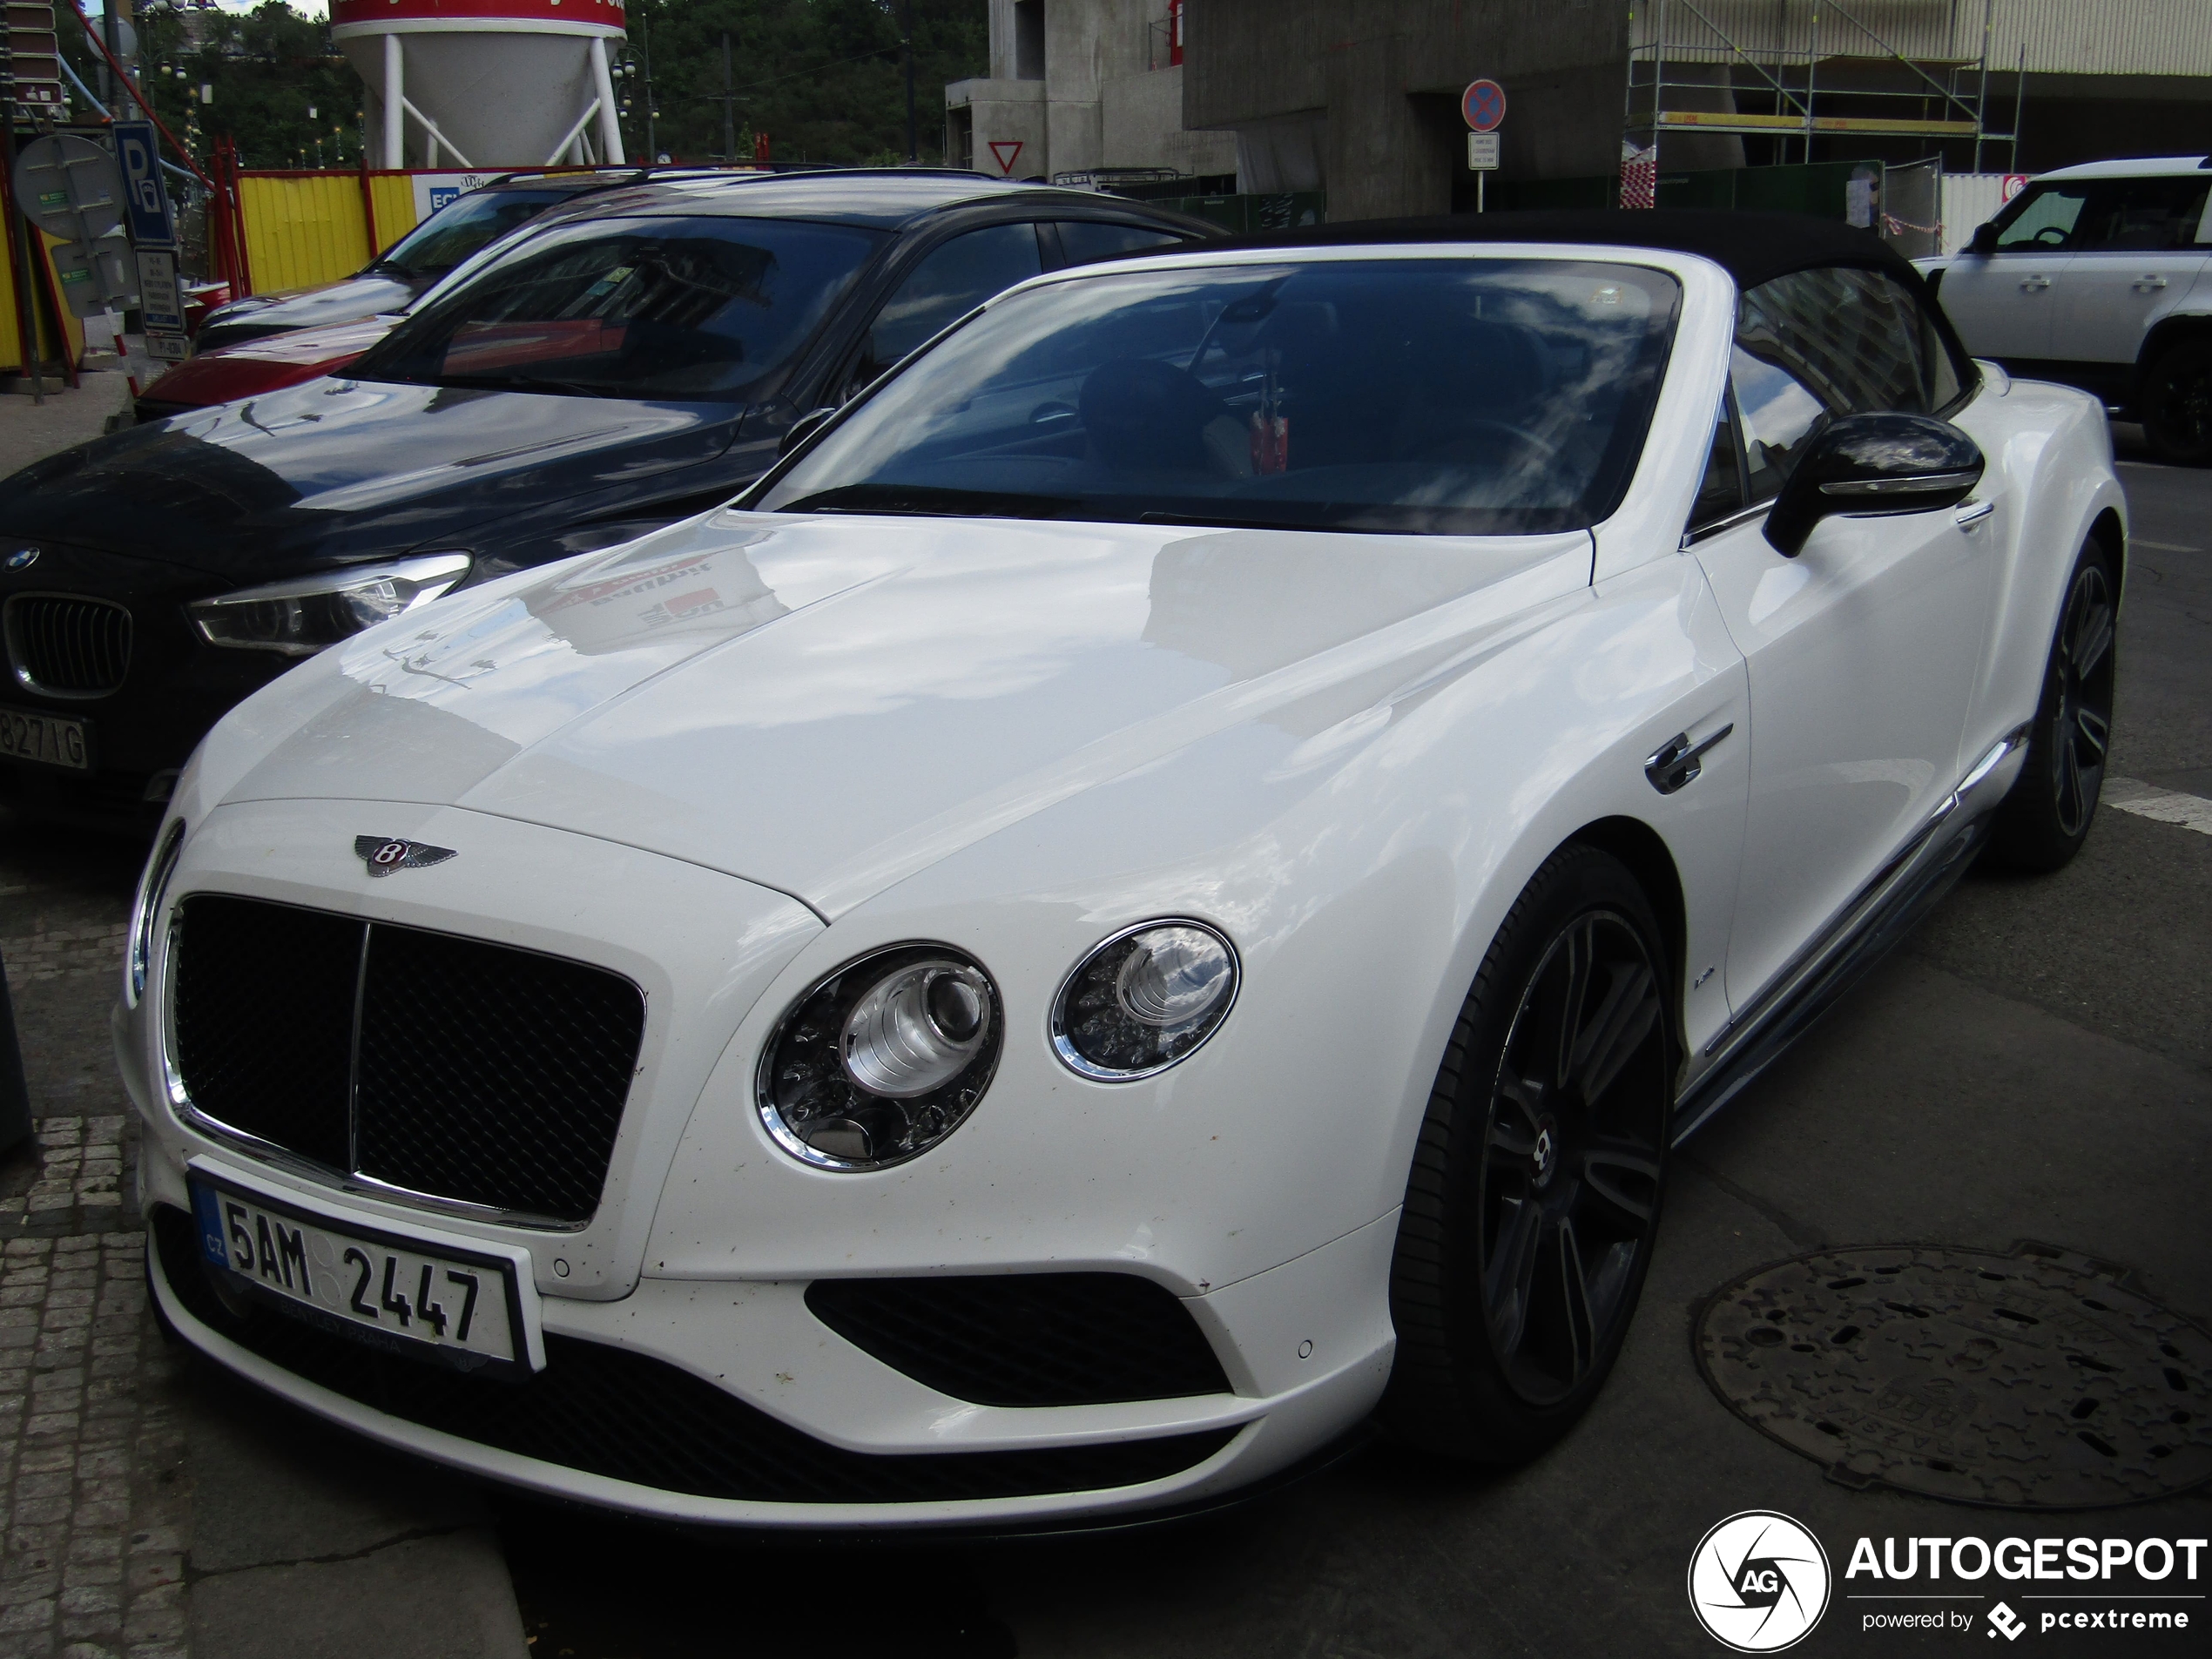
[0,378,745,579]
[203,273,421,338]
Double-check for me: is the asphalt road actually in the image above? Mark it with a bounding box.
[1,430,2205,1659]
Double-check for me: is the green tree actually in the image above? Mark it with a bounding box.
[617,1,988,166]
[63,1,988,173]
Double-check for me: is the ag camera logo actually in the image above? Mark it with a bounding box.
[1689,1511,1831,1652]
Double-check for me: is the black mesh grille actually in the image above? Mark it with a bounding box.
[806,1273,1232,1406]
[354,924,645,1221]
[170,895,645,1224]
[172,897,359,1170]
[153,1210,1235,1506]
[6,594,132,694]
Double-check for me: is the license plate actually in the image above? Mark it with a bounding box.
[0,705,91,771]
[189,1177,535,1374]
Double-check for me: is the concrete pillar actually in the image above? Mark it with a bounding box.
[1325,35,1453,220]
[382,33,404,171]
[590,37,625,165]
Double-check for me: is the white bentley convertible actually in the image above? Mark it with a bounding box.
[122,212,2124,1529]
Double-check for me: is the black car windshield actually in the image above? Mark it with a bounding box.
[353,215,886,403]
[373,187,583,280]
[754,257,1681,535]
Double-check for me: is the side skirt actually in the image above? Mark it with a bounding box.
[1670,724,2029,1146]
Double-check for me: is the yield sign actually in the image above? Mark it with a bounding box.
[988,138,1024,175]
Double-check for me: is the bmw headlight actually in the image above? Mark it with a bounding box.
[125,818,185,1008]
[1052,921,1238,1081]
[189,551,471,656]
[758,945,1002,1170]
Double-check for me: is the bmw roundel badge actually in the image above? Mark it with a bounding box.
[5,548,38,570]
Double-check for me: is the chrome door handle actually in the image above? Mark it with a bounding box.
[1646,724,1734,796]
[2019,274,2052,292]
[1953,499,1995,529]
[2133,274,2169,292]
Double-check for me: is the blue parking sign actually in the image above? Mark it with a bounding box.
[113,120,176,247]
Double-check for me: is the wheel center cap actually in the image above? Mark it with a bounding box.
[1531,1118,1559,1189]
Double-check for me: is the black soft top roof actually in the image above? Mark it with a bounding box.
[1219,208,1918,292]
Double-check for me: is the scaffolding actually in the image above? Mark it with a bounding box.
[1625,0,2021,172]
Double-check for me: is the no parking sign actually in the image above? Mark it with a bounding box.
[1461,78,1506,132]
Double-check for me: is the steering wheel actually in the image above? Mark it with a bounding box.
[2031,226,2067,247]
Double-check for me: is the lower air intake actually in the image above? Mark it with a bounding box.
[152,1209,1235,1506]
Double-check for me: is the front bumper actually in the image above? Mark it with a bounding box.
[121,798,1399,1527]
[145,1190,1394,1529]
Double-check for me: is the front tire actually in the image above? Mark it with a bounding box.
[2141,341,2212,467]
[1380,845,1673,1463]
[1985,537,2118,873]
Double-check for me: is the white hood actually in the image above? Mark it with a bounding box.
[202,509,1593,916]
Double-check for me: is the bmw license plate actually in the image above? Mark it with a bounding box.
[188,1177,536,1374]
[0,705,91,771]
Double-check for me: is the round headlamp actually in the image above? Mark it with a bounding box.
[758,945,1001,1170]
[1052,921,1238,1081]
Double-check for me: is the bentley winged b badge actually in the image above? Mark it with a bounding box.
[355,836,457,877]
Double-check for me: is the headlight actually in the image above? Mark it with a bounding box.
[189,551,471,656]
[1051,920,1238,1081]
[757,945,1002,1170]
[125,818,185,1007]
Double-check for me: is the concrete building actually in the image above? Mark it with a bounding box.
[946,0,1234,185]
[956,2,2212,219]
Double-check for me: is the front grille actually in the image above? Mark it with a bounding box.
[806,1274,1232,1406]
[154,1210,1237,1506]
[5,594,132,696]
[171,895,645,1224]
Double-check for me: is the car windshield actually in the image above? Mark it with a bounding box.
[754,257,1681,535]
[372,187,584,280]
[353,215,887,403]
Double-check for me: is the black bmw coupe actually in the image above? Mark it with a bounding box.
[0,171,1211,822]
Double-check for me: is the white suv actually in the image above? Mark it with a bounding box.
[1919,156,2212,464]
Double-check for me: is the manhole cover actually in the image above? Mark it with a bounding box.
[1696,1241,2212,1508]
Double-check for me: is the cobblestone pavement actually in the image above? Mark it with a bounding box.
[0,829,192,1659]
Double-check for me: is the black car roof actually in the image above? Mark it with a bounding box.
[526,168,1203,232]
[1217,207,1920,291]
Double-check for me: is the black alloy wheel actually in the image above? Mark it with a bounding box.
[1381,845,1673,1461]
[1479,911,1667,1406]
[2141,341,2212,468]
[1987,539,2118,873]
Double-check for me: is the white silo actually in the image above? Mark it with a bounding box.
[331,0,627,171]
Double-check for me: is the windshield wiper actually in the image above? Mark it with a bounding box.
[432,373,623,399]
[781,483,1078,520]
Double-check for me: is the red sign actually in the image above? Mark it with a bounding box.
[331,0,625,27]
[2000,172,2030,201]
[1462,79,1506,132]
[988,139,1025,176]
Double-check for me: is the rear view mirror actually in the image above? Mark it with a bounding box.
[1968,221,2000,256]
[780,405,839,458]
[1764,413,1985,557]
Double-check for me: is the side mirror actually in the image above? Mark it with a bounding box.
[1968,221,2000,256]
[1764,413,1985,558]
[779,405,840,458]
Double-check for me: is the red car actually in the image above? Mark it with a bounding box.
[136,314,395,421]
